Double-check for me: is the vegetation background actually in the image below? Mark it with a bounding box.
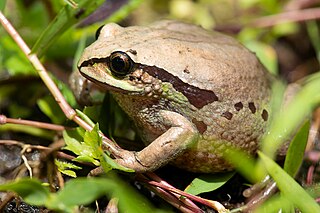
[0,0,319,212]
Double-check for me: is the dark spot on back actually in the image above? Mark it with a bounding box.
[127,49,137,55]
[262,109,268,121]
[139,64,219,109]
[192,119,207,134]
[183,66,190,74]
[248,102,256,114]
[234,102,243,111]
[221,111,233,120]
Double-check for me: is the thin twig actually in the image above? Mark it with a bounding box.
[0,115,66,131]
[145,179,228,212]
[137,174,200,213]
[250,7,320,28]
[0,140,78,163]
[139,173,228,213]
[239,182,278,212]
[146,173,202,210]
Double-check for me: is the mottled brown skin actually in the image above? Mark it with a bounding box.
[77,21,273,173]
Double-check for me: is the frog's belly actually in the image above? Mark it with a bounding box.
[171,137,258,173]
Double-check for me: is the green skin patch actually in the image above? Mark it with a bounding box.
[161,83,190,105]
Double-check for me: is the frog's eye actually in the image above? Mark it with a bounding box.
[108,51,134,77]
[95,25,104,40]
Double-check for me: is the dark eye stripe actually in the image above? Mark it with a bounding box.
[138,64,219,109]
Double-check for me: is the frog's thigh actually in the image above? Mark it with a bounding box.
[135,110,199,171]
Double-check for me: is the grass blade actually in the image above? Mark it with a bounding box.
[259,151,320,212]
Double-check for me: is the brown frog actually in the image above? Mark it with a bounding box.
[76,20,272,173]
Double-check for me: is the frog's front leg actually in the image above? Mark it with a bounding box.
[115,110,199,172]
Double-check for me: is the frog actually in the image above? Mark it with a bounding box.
[76,20,273,173]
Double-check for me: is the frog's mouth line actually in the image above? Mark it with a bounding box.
[78,65,143,94]
[79,70,124,93]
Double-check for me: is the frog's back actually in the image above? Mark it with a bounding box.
[148,21,272,102]
[144,21,273,172]
[90,20,271,104]
[78,19,273,114]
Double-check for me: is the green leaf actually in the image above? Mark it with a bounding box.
[63,124,133,173]
[63,129,83,155]
[73,155,100,166]
[272,22,299,38]
[0,178,50,206]
[284,120,310,177]
[307,20,320,63]
[83,123,102,147]
[0,36,37,76]
[57,76,78,107]
[0,0,6,10]
[0,176,158,212]
[48,177,116,209]
[185,172,234,195]
[76,109,95,128]
[100,152,134,173]
[55,159,82,177]
[78,143,98,158]
[72,32,87,72]
[99,152,114,173]
[32,0,105,57]
[107,175,159,213]
[55,159,82,170]
[61,170,78,178]
[259,151,320,212]
[244,40,278,75]
[63,128,102,163]
[0,123,55,140]
[5,52,37,75]
[37,95,66,124]
[47,176,156,213]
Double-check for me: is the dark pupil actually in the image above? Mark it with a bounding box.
[108,51,133,76]
[111,56,126,73]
